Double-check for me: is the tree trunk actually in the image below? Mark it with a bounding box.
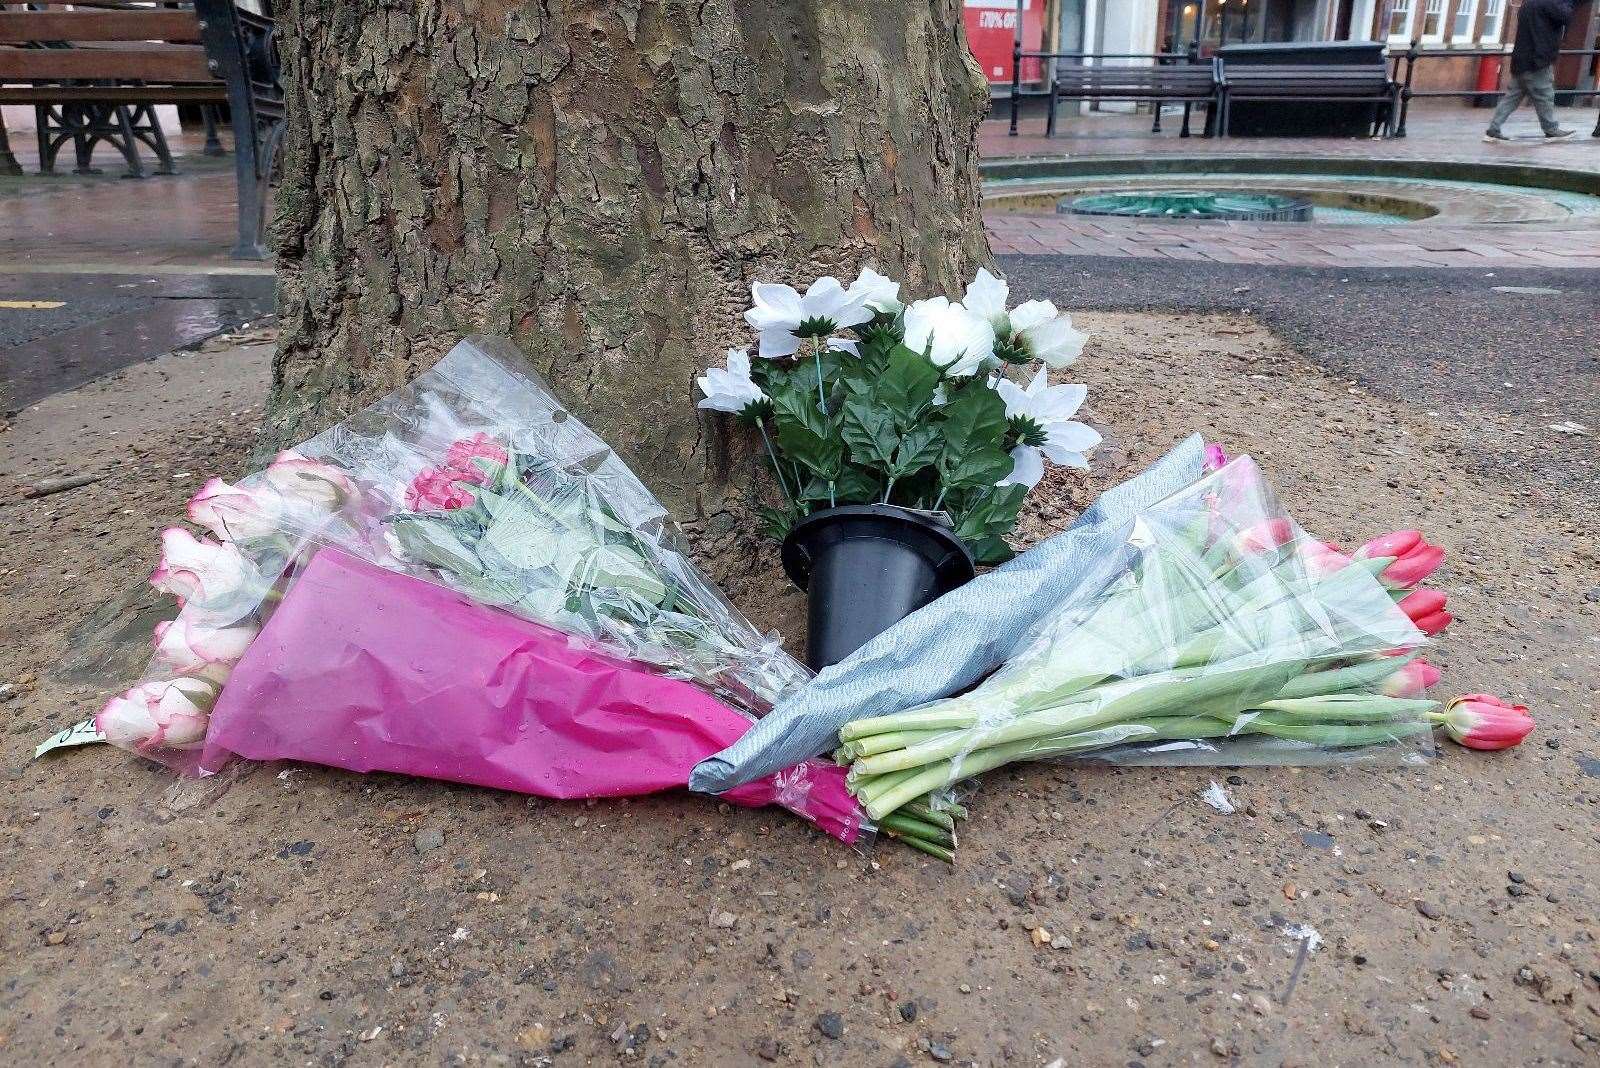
[267,0,991,512]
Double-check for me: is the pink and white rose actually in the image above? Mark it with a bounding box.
[187,477,284,543]
[262,450,356,511]
[149,528,263,612]
[152,616,259,682]
[96,677,218,751]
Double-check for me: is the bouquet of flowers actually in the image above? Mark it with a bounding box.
[699,267,1097,563]
[83,337,958,849]
[836,454,1533,823]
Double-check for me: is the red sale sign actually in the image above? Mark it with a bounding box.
[964,0,1044,84]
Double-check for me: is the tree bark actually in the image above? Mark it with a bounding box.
[267,0,991,512]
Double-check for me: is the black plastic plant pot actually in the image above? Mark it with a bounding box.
[781,505,976,671]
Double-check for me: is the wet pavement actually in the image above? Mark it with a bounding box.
[1002,254,1600,510]
[0,272,273,410]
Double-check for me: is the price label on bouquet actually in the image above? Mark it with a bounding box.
[34,718,105,760]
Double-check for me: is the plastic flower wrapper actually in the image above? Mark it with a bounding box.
[61,336,937,850]
[191,547,869,845]
[292,336,808,716]
[834,456,1439,822]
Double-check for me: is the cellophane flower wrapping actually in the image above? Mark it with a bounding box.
[839,456,1438,822]
[105,336,870,842]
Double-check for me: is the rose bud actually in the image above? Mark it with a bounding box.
[1397,588,1453,635]
[96,677,218,751]
[1438,693,1533,750]
[149,528,264,613]
[443,433,510,476]
[405,467,478,512]
[187,477,284,543]
[1379,657,1441,698]
[262,451,356,511]
[153,616,259,683]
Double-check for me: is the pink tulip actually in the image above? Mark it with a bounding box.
[187,477,283,543]
[1398,588,1452,635]
[1439,693,1533,750]
[150,528,262,612]
[1379,657,1441,698]
[1357,530,1422,560]
[153,616,259,682]
[96,677,218,751]
[1357,530,1445,590]
[1234,518,1296,555]
[444,433,509,474]
[405,467,477,512]
[262,451,356,510]
[1299,539,1351,580]
[1203,443,1229,473]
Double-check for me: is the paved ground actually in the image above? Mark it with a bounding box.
[984,105,1600,268]
[1002,255,1600,516]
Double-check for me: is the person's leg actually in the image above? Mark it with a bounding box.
[1524,66,1562,135]
[1485,74,1529,135]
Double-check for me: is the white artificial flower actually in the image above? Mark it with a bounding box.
[901,297,995,378]
[964,269,1090,369]
[826,336,860,356]
[995,368,1101,488]
[696,348,769,417]
[1009,299,1089,368]
[848,267,901,313]
[962,267,1011,330]
[743,277,874,358]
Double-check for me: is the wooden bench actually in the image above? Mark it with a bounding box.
[1046,57,1221,138]
[1216,62,1399,138]
[0,1,283,259]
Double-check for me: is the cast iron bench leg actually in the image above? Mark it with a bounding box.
[0,109,21,175]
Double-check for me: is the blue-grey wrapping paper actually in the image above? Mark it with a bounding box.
[688,434,1208,795]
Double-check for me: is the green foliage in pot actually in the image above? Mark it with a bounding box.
[697,268,1100,565]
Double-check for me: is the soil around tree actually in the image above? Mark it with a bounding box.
[1,314,1596,1065]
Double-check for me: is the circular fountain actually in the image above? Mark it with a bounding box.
[1063,191,1313,222]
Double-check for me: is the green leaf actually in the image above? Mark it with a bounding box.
[832,464,882,505]
[890,425,942,479]
[876,344,941,427]
[757,504,799,540]
[386,515,486,576]
[841,401,898,467]
[953,484,1028,542]
[969,535,1016,566]
[773,382,843,480]
[937,385,1012,489]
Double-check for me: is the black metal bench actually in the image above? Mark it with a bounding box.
[0,1,283,259]
[1217,62,1399,138]
[1046,56,1221,138]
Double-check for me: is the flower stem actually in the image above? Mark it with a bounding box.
[757,422,793,505]
[881,476,896,506]
[813,341,828,415]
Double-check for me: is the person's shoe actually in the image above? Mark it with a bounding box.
[1543,127,1577,140]
[1482,129,1513,143]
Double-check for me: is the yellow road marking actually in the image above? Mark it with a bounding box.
[0,300,66,309]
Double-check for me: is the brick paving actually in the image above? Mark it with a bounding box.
[980,103,1600,269]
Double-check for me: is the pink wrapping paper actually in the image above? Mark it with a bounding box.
[198,549,865,843]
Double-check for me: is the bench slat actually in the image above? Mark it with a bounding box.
[0,43,213,83]
[0,10,201,44]
[0,83,224,103]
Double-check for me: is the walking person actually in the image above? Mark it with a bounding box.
[1483,0,1579,142]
